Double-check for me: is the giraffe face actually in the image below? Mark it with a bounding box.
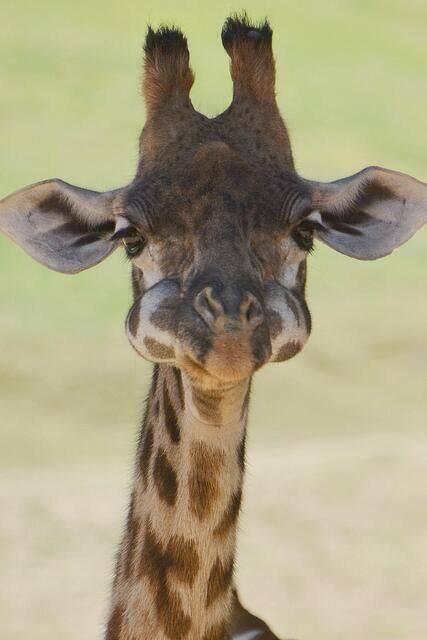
[121,143,312,385]
[2,20,423,390]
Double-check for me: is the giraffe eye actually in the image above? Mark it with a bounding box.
[111,221,146,258]
[123,234,145,258]
[293,225,315,253]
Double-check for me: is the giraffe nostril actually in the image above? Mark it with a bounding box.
[194,287,225,329]
[241,293,264,329]
[194,287,264,332]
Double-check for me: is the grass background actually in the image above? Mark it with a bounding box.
[0,1,426,639]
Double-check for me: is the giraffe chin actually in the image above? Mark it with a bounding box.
[178,353,254,386]
[177,332,271,386]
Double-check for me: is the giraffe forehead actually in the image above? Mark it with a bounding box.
[125,141,294,237]
[144,189,278,235]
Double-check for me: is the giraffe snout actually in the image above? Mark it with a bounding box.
[194,285,264,333]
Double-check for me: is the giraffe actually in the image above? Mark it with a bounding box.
[1,13,426,640]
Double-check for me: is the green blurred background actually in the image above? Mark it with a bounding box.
[0,1,426,639]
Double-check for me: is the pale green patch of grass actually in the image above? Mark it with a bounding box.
[0,1,426,639]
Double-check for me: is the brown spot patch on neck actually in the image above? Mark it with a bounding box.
[153,448,178,506]
[237,429,247,472]
[124,490,141,579]
[213,487,243,538]
[139,520,195,639]
[240,387,251,422]
[189,443,224,520]
[139,423,154,489]
[162,382,181,443]
[172,366,185,409]
[167,536,200,586]
[105,604,125,640]
[202,620,229,640]
[206,555,235,607]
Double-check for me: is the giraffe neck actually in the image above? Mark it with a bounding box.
[107,364,249,640]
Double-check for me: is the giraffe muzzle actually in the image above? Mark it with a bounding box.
[194,286,264,334]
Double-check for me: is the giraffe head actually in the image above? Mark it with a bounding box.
[1,16,426,388]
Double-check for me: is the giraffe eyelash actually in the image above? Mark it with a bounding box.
[112,226,146,260]
[123,237,146,260]
[292,228,315,254]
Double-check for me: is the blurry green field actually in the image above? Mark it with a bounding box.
[0,1,426,639]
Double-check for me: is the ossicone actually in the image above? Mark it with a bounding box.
[221,13,276,103]
[142,25,195,115]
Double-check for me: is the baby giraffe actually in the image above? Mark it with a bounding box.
[1,14,426,640]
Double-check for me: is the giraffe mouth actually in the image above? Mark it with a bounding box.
[125,277,309,381]
[178,352,255,385]
[176,327,272,385]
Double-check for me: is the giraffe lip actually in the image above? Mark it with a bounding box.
[178,353,209,378]
[177,350,253,386]
[178,344,256,385]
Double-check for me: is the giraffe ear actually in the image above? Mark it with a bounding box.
[306,167,427,260]
[0,179,124,273]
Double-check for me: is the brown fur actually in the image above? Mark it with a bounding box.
[206,556,235,607]
[189,443,224,520]
[202,621,230,640]
[143,26,194,115]
[222,15,275,102]
[139,424,154,489]
[214,488,243,538]
[275,339,303,362]
[124,490,141,579]
[139,520,192,639]
[153,448,178,506]
[162,383,181,443]
[172,367,185,409]
[105,605,124,640]
[144,336,175,360]
[237,431,247,472]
